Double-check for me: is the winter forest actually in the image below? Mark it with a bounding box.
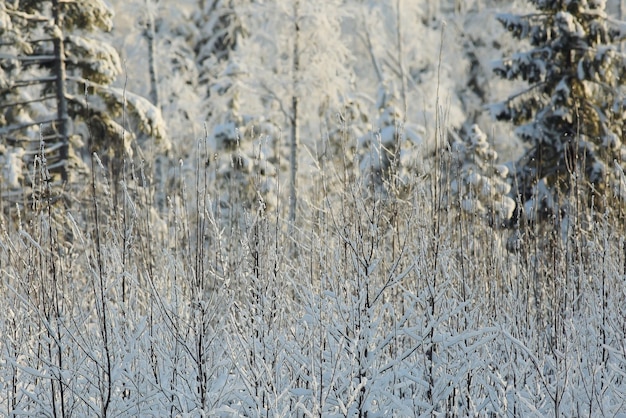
[3,0,626,416]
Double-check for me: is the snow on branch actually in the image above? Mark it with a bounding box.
[65,78,169,152]
[65,34,122,84]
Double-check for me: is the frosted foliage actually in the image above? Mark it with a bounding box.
[359,3,466,127]
[230,0,354,129]
[450,125,515,225]
[318,98,370,184]
[0,6,10,31]
[522,178,556,222]
[102,87,170,150]
[613,162,626,201]
[194,0,248,65]
[3,2,626,417]
[211,108,280,215]
[494,0,626,223]
[65,35,122,84]
[110,0,201,159]
[0,0,170,193]
[63,0,114,31]
[556,11,585,37]
[357,99,426,196]
[3,172,626,416]
[0,146,25,189]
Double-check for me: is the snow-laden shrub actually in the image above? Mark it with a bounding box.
[450,124,515,227]
[357,92,425,198]
[211,104,280,217]
[0,145,25,189]
[319,98,369,181]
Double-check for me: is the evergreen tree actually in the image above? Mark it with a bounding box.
[194,0,273,219]
[209,65,280,220]
[449,124,515,226]
[318,97,369,191]
[194,0,249,125]
[357,86,424,198]
[492,0,626,224]
[211,107,279,220]
[195,0,248,72]
[0,0,167,198]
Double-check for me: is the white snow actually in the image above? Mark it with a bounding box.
[3,1,626,416]
[0,147,25,189]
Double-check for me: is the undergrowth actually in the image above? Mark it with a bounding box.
[1,127,626,417]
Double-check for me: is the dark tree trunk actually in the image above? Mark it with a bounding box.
[289,0,300,225]
[145,6,160,108]
[51,0,69,182]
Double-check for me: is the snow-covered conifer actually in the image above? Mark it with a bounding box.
[195,0,248,74]
[0,0,168,196]
[189,0,252,149]
[319,97,369,188]
[492,0,626,222]
[450,124,515,226]
[209,73,279,218]
[358,86,424,197]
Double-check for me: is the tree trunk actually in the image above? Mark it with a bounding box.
[395,0,406,191]
[145,2,160,108]
[145,1,164,208]
[289,0,300,225]
[621,0,625,53]
[52,0,69,182]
